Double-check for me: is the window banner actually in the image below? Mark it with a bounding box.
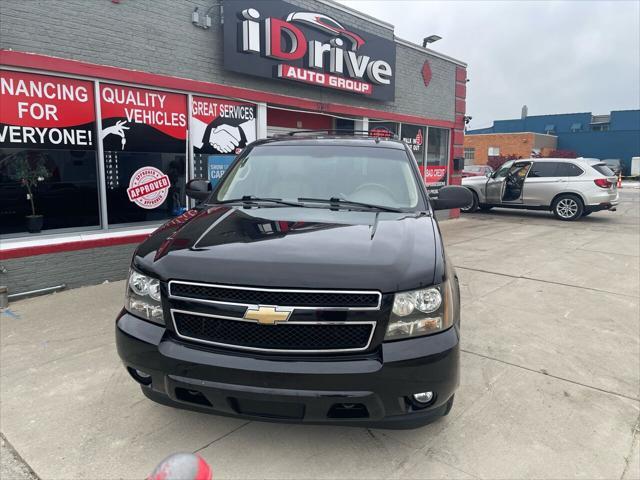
[99,84,187,153]
[0,71,96,150]
[208,155,235,188]
[401,124,425,157]
[191,97,256,154]
[425,166,448,190]
[368,122,397,138]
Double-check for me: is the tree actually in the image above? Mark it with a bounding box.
[545,149,578,158]
[1,151,51,217]
[531,149,577,158]
[487,154,521,171]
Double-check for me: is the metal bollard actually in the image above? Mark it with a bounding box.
[0,286,8,309]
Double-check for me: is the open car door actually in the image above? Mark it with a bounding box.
[485,161,514,204]
[501,161,532,203]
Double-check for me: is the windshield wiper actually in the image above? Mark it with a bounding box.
[298,197,404,213]
[209,196,305,207]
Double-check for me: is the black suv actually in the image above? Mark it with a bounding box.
[116,132,471,428]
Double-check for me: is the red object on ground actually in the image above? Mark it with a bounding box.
[147,453,212,480]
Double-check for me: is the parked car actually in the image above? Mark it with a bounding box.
[461,157,618,220]
[116,132,472,429]
[462,165,493,178]
[602,159,623,177]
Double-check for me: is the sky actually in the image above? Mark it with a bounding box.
[338,0,640,129]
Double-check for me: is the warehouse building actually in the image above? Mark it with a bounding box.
[466,110,640,174]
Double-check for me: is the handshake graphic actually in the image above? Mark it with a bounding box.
[208,124,244,153]
[193,118,256,154]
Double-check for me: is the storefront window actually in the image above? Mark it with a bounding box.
[369,121,398,138]
[425,127,450,190]
[100,84,188,226]
[0,149,100,234]
[427,127,449,166]
[0,71,99,235]
[400,124,426,167]
[103,151,185,224]
[191,97,256,189]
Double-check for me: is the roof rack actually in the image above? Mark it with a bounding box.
[282,129,400,140]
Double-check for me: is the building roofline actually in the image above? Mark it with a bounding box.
[465,131,558,138]
[316,1,468,67]
[315,0,395,30]
[394,37,467,67]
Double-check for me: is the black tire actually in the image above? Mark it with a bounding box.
[552,194,583,221]
[479,205,493,212]
[460,190,478,213]
[582,210,592,217]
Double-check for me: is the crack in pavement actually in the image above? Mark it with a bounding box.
[440,223,515,247]
[0,342,114,379]
[461,349,640,402]
[0,433,39,480]
[455,265,639,299]
[620,414,640,480]
[192,421,251,454]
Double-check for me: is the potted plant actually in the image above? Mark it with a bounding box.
[1,151,51,233]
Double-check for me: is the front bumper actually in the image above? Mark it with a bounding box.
[116,312,460,429]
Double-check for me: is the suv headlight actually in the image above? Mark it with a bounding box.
[125,269,164,324]
[385,280,453,341]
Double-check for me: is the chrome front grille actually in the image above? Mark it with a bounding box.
[167,281,382,353]
[168,281,382,310]
[171,310,375,353]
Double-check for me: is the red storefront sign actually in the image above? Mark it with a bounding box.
[0,70,95,149]
[277,65,372,95]
[99,84,187,153]
[424,166,448,189]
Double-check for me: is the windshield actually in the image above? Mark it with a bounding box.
[215,145,421,209]
[493,161,514,178]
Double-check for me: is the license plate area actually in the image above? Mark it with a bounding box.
[229,397,305,420]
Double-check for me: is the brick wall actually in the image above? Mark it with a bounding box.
[0,0,459,122]
[463,133,558,164]
[0,244,137,296]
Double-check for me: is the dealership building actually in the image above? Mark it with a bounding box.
[0,0,467,296]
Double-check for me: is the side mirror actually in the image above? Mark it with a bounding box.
[431,185,473,211]
[486,172,492,178]
[186,178,211,201]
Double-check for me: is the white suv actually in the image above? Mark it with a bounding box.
[461,158,619,221]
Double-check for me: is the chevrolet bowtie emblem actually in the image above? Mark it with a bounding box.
[244,305,293,325]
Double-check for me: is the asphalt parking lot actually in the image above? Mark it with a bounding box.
[1,187,639,480]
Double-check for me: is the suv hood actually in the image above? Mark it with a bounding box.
[134,206,438,292]
[462,175,488,186]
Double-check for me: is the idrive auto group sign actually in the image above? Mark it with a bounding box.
[223,0,396,101]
